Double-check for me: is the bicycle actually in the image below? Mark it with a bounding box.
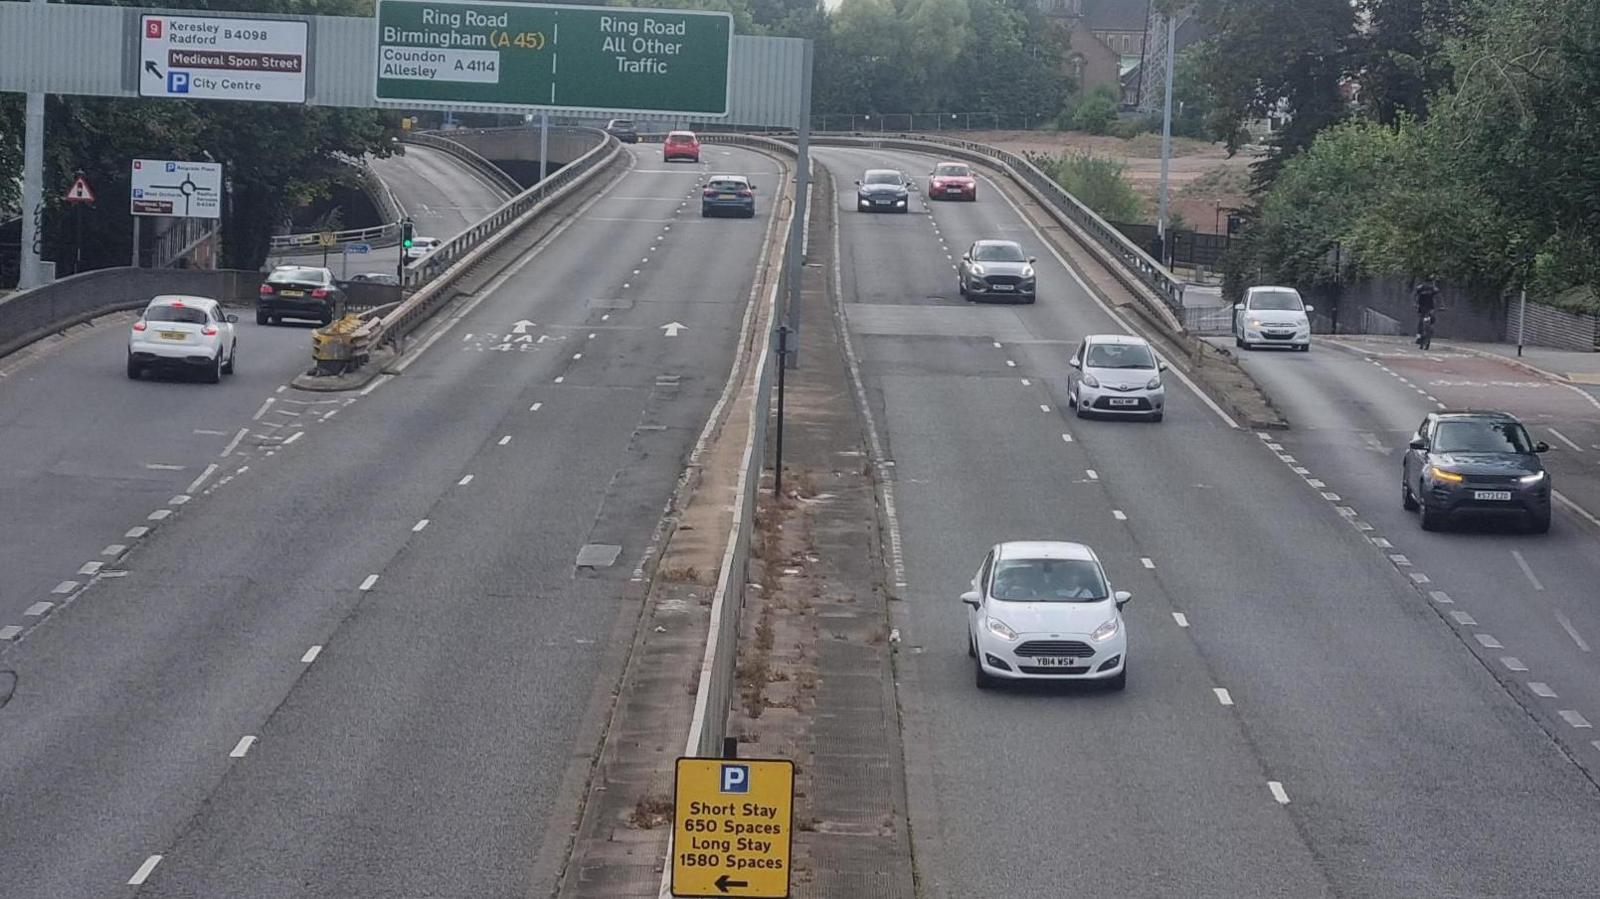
[1416,312,1435,350]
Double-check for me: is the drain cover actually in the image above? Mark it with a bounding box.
[576,543,622,569]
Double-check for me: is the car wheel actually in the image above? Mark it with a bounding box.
[957,279,967,299]
[1106,667,1127,691]
[1075,401,1089,419]
[1528,507,1551,534]
[1150,411,1164,423]
[126,355,141,380]
[1420,501,1445,531]
[256,309,269,326]
[205,351,222,384]
[744,209,756,219]
[974,657,996,690]
[1234,333,1244,348]
[223,341,236,375]
[967,631,976,658]
[970,192,978,202]
[320,315,333,327]
[1022,295,1036,305]
[1297,344,1311,352]
[701,207,711,218]
[1402,480,1419,511]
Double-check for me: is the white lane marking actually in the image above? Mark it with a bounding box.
[1428,590,1453,604]
[359,574,379,591]
[555,376,565,384]
[1006,359,1017,367]
[1371,537,1393,548]
[1475,633,1504,649]
[1501,657,1528,671]
[144,463,185,471]
[1559,710,1592,728]
[1213,687,1233,706]
[0,625,21,641]
[129,855,163,885]
[588,333,597,340]
[169,494,190,506]
[1389,553,1411,566]
[1336,506,1357,517]
[572,353,583,360]
[1020,378,1031,386]
[102,544,127,556]
[193,428,226,436]
[1279,454,1298,464]
[1265,442,1283,451]
[251,398,275,421]
[1141,557,1155,569]
[993,341,1002,348]
[52,580,78,594]
[1511,550,1544,591]
[1436,402,1447,410]
[1306,479,1326,488]
[462,333,474,342]
[324,409,339,421]
[413,519,430,532]
[301,645,323,663]
[1548,427,1583,452]
[185,463,219,494]
[1268,782,1290,805]
[125,526,149,539]
[275,385,287,394]
[602,313,611,321]
[221,427,249,457]
[1039,404,1050,412]
[458,475,474,486]
[148,509,171,521]
[1292,467,1310,476]
[1553,490,1600,529]
[1450,611,1477,626]
[1555,611,1591,652]
[1529,682,1557,698]
[283,431,304,446]
[1086,469,1099,480]
[498,435,512,446]
[78,561,103,576]
[1113,510,1127,521]
[1322,492,1342,501]
[1409,572,1432,584]
[1061,433,1073,443]
[989,178,1238,427]
[1172,612,1189,628]
[25,601,53,617]
[230,735,256,758]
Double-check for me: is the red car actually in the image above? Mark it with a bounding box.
[664,130,701,163]
[928,161,978,201]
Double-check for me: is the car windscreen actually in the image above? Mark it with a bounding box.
[667,133,695,142]
[972,243,1025,262]
[267,268,325,285]
[864,172,902,185]
[1086,343,1156,369]
[146,305,209,324]
[934,164,970,177]
[1249,290,1304,311]
[610,120,634,129]
[991,559,1108,602]
[1434,421,1536,454]
[708,179,747,191]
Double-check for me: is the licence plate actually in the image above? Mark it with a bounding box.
[280,289,304,297]
[946,188,963,194]
[1474,490,1513,501]
[992,284,1014,291]
[159,330,186,341]
[719,193,736,199]
[1033,657,1081,668]
[1109,398,1139,406]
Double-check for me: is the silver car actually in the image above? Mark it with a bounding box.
[958,239,1037,303]
[1067,334,1167,422]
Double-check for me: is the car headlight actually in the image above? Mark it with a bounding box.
[969,264,985,276]
[1249,319,1265,329]
[1519,471,1547,484]
[1146,376,1162,390]
[986,617,1018,641]
[1021,266,1035,279]
[1428,465,1464,483]
[1081,373,1100,388]
[1091,618,1120,642]
[896,198,906,205]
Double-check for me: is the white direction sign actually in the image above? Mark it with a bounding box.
[131,159,223,218]
[140,15,309,103]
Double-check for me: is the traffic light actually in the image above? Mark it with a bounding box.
[400,218,415,250]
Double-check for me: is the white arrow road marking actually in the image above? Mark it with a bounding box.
[661,321,687,337]
[511,319,535,334]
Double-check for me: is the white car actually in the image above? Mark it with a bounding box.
[1233,285,1313,351]
[127,295,238,383]
[964,541,1131,690]
[1067,333,1167,421]
[405,236,441,261]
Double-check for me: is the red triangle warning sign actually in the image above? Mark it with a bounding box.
[64,176,96,204]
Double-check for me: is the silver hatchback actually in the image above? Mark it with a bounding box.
[1067,334,1167,422]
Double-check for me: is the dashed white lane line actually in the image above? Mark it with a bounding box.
[169,494,190,506]
[0,625,21,641]
[413,519,430,533]
[1005,359,1017,367]
[1039,404,1050,412]
[1061,433,1073,443]
[1172,612,1189,628]
[588,333,597,340]
[147,509,171,521]
[359,574,379,591]
[1511,550,1544,591]
[1548,427,1583,452]
[102,544,127,556]
[458,474,474,486]
[221,427,249,457]
[1553,490,1600,529]
[1140,557,1155,569]
[125,526,149,539]
[1213,687,1234,706]
[1555,611,1591,652]
[78,561,103,576]
[193,428,226,436]
[52,580,78,594]
[1112,510,1127,521]
[1086,469,1099,480]
[1321,492,1342,502]
[275,385,287,394]
[129,855,163,885]
[1558,710,1592,729]
[1450,611,1478,626]
[145,463,185,471]
[572,353,583,360]
[1429,590,1453,604]
[1529,682,1558,698]
[554,376,566,384]
[251,398,275,421]
[1501,657,1528,672]
[1475,633,1504,649]
[185,463,219,494]
[301,645,323,664]
[530,402,543,412]
[1268,781,1290,805]
[283,431,304,446]
[498,435,512,446]
[230,735,256,758]
[1020,378,1031,386]
[992,341,1002,349]
[1371,537,1393,548]
[1409,572,1432,584]
[1307,479,1326,488]
[25,601,53,617]
[462,333,474,342]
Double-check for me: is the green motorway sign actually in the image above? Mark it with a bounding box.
[374,0,732,115]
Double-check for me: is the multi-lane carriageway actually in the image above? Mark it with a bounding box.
[1,139,1599,898]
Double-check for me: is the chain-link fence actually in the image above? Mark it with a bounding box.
[809,112,1053,133]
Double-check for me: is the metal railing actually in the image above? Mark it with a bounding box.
[268,154,404,252]
[808,112,1053,133]
[401,131,522,196]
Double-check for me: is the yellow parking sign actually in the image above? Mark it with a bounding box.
[672,757,794,898]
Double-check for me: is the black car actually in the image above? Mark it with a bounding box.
[257,265,344,326]
[958,240,1037,303]
[606,118,639,144]
[856,169,910,213]
[1401,411,1551,532]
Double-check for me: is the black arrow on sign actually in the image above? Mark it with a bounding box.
[144,60,162,79]
[714,874,749,893]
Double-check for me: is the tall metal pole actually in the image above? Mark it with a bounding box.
[1156,12,1176,266]
[539,110,550,183]
[783,39,814,369]
[1517,286,1528,357]
[20,90,46,289]
[131,217,141,268]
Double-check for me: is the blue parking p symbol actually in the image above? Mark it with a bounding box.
[167,71,190,94]
[719,764,749,794]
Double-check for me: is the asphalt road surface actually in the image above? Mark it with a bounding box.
[0,144,782,898]
[818,145,1600,898]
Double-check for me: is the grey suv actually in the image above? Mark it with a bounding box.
[1401,411,1552,533]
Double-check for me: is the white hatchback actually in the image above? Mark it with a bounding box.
[127,295,238,383]
[405,236,441,261]
[964,541,1131,690]
[1234,285,1313,350]
[1067,333,1167,422]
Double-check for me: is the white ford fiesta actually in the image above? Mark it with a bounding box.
[964,541,1131,691]
[127,295,238,383]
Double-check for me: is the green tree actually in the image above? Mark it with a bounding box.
[1356,0,1467,124]
[1069,86,1119,135]
[1033,150,1144,223]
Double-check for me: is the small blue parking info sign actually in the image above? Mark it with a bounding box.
[720,763,749,793]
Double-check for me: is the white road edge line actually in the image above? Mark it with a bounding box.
[359,574,379,591]
[301,645,323,663]
[458,474,474,486]
[230,735,256,758]
[185,463,220,494]
[129,855,163,886]
[1268,781,1290,805]
[1553,490,1600,530]
[1511,549,1544,591]
[1548,427,1583,452]
[220,427,249,458]
[413,519,430,532]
